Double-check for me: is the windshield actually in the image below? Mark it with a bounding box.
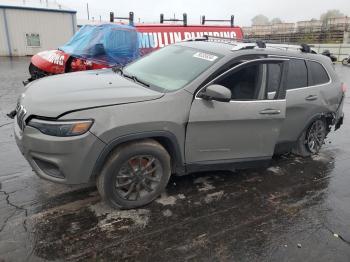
[123,45,222,92]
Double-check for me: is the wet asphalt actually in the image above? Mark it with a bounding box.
[0,57,350,261]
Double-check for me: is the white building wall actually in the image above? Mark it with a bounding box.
[0,7,76,56]
[0,9,11,56]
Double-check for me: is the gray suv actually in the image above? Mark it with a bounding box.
[13,39,345,209]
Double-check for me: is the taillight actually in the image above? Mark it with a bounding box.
[341,83,347,93]
[70,58,93,72]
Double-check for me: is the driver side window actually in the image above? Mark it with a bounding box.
[214,63,282,101]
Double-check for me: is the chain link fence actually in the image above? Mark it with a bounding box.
[243,18,350,44]
[312,44,350,61]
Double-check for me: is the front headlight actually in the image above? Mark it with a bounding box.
[28,119,93,137]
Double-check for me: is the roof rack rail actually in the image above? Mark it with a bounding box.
[110,11,134,25]
[201,15,235,27]
[242,38,314,53]
[160,13,187,26]
[185,35,314,53]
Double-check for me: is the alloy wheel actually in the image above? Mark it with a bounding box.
[114,155,162,201]
[305,120,326,154]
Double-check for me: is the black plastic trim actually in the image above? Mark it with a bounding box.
[186,157,271,173]
[274,141,296,155]
[90,131,185,180]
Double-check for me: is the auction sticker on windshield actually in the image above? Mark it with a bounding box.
[193,52,218,61]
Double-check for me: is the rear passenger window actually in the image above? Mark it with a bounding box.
[307,61,330,86]
[286,59,307,90]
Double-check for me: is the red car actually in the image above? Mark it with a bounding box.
[27,15,243,83]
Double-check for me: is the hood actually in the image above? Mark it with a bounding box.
[21,69,164,118]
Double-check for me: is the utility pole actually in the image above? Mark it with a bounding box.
[86,3,90,20]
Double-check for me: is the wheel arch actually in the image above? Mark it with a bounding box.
[289,112,333,157]
[90,131,185,181]
[297,112,334,140]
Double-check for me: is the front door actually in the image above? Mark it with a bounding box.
[185,59,288,164]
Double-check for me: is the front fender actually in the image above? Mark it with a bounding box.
[298,112,334,140]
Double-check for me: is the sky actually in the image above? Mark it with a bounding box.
[3,0,350,26]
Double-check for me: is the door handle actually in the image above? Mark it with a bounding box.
[305,95,318,101]
[259,109,281,115]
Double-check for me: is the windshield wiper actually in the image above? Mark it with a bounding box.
[112,66,124,75]
[123,73,150,87]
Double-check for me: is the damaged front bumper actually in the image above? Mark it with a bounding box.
[14,117,105,184]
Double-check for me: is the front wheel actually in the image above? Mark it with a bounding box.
[97,139,171,209]
[342,58,349,66]
[293,119,328,157]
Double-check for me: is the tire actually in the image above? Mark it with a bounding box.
[97,139,171,209]
[293,119,327,157]
[342,58,349,66]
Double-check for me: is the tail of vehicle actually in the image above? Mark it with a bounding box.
[334,82,346,130]
[341,82,348,93]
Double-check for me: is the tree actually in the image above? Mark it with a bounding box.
[251,15,269,26]
[320,9,345,22]
[271,18,283,24]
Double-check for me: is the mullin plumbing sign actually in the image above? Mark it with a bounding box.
[136,26,242,54]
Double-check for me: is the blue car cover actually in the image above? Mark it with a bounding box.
[60,24,140,66]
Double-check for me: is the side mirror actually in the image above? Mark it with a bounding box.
[199,84,231,102]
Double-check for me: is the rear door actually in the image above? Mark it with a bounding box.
[276,58,333,143]
[185,58,289,164]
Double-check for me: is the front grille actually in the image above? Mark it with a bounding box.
[16,105,27,131]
